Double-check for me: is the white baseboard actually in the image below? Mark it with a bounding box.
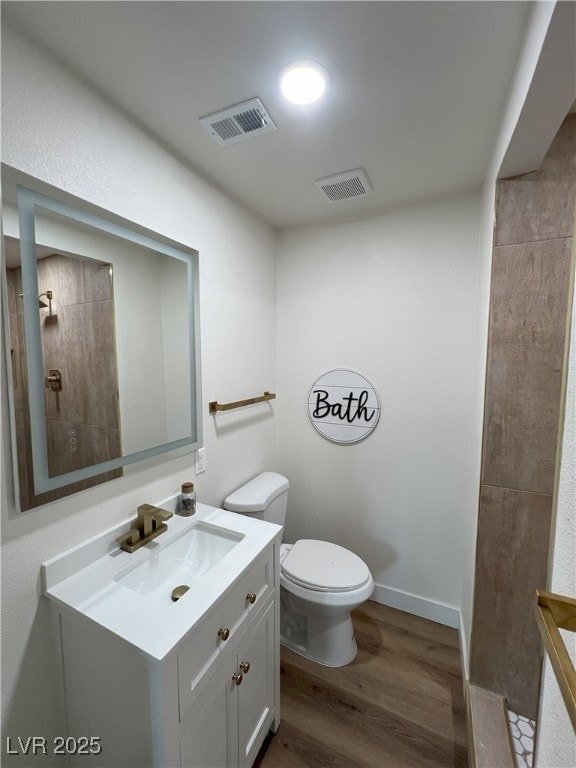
[371,582,460,630]
[370,583,470,691]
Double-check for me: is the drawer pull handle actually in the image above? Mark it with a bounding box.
[246,592,257,604]
[232,672,243,686]
[218,627,230,641]
[239,661,250,674]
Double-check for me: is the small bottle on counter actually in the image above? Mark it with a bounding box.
[179,482,196,516]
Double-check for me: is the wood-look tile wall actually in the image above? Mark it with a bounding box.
[470,114,575,719]
[482,238,572,494]
[6,252,122,511]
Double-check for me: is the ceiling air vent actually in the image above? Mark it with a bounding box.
[200,98,276,146]
[315,168,373,202]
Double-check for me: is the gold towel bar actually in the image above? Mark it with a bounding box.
[535,590,576,730]
[209,391,276,414]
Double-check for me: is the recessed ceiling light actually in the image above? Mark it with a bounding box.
[279,62,328,105]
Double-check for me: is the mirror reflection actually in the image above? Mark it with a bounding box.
[6,236,123,509]
[2,176,201,511]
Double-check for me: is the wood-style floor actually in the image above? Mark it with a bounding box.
[255,600,468,768]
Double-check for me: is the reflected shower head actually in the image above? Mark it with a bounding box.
[19,290,52,309]
[38,290,53,311]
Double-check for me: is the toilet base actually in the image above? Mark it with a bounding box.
[280,590,358,667]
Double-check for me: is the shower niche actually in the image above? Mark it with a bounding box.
[2,169,202,511]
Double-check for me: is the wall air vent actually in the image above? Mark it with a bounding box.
[315,168,373,202]
[199,98,277,146]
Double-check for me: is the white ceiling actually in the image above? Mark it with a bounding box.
[3,1,534,228]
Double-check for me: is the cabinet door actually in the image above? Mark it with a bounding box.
[237,602,275,768]
[180,653,239,768]
[178,544,275,722]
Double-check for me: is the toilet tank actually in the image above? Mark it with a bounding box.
[223,472,289,526]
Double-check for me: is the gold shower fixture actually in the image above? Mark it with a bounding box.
[21,289,55,312]
[45,369,63,392]
[38,290,53,313]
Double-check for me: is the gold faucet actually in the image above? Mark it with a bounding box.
[115,504,174,552]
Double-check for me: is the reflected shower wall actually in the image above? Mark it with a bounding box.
[6,246,122,510]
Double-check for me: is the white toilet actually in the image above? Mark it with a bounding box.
[223,472,374,667]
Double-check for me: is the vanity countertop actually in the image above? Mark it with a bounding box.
[42,501,281,661]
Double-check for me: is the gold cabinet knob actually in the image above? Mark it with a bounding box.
[232,672,243,686]
[246,592,257,605]
[239,661,250,674]
[218,627,230,641]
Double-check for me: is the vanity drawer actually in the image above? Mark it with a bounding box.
[177,545,273,720]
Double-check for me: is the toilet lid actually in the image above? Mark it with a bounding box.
[281,539,370,592]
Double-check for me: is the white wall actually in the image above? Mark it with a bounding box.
[114,243,169,453]
[456,178,495,673]
[276,192,485,626]
[160,255,193,443]
[536,268,576,767]
[1,24,277,764]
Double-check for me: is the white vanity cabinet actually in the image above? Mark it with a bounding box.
[180,600,276,768]
[42,504,282,768]
[177,545,277,768]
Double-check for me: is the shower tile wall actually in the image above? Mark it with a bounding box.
[470,114,575,719]
[7,252,122,510]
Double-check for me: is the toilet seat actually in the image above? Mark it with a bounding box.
[281,539,370,593]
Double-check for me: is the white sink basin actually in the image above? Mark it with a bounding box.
[42,502,282,660]
[115,521,244,599]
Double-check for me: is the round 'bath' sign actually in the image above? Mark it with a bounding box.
[307,369,380,444]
